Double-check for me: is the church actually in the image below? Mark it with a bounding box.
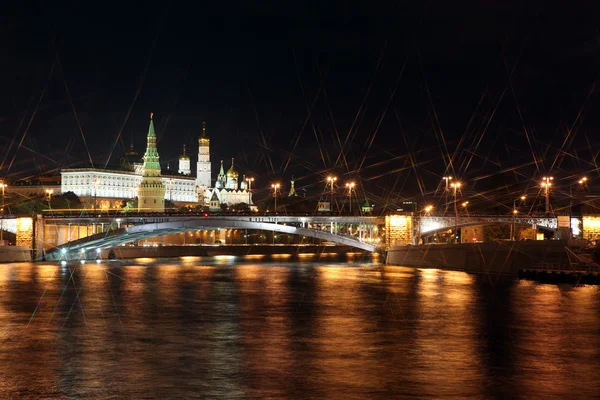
[60,114,253,212]
[192,123,253,208]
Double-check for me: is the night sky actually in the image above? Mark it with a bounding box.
[1,2,599,210]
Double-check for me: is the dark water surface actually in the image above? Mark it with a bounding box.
[1,257,599,399]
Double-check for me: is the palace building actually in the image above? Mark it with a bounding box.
[60,114,253,211]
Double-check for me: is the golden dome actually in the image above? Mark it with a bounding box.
[199,121,210,144]
[226,158,238,178]
[179,144,190,160]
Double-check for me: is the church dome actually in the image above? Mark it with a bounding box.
[199,121,210,144]
[120,142,143,170]
[179,144,190,161]
[226,158,238,178]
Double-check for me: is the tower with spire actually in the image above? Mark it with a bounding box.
[288,176,297,197]
[137,113,166,212]
[215,160,226,189]
[178,144,191,175]
[196,121,211,190]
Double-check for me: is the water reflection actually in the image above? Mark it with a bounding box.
[0,260,599,398]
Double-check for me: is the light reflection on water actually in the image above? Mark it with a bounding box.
[0,259,599,398]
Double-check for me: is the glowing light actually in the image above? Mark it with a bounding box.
[272,254,292,259]
[60,248,67,254]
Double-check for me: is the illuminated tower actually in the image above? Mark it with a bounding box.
[226,158,239,189]
[178,144,191,175]
[196,121,211,189]
[137,112,166,212]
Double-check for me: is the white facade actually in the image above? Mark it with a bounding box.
[178,145,191,176]
[61,169,197,202]
[207,188,253,206]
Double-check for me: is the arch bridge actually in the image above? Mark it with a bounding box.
[42,215,384,260]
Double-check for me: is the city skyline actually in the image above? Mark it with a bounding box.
[1,3,599,212]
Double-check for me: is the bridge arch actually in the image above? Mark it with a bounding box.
[45,218,378,260]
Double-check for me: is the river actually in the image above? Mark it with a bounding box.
[1,256,599,398]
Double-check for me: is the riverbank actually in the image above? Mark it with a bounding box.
[386,241,599,278]
[0,246,32,262]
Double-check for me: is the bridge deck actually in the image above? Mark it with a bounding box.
[44,218,380,259]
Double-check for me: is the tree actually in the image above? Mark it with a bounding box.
[51,191,82,210]
[483,224,511,241]
[230,202,250,212]
[11,198,45,215]
[121,200,138,214]
[220,203,229,212]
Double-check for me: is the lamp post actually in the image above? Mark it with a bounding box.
[443,176,453,215]
[461,201,469,217]
[0,182,6,214]
[271,183,280,212]
[246,177,254,206]
[450,182,461,243]
[0,182,6,244]
[570,177,587,239]
[541,176,553,214]
[345,181,356,214]
[92,179,102,211]
[512,195,526,241]
[327,176,337,212]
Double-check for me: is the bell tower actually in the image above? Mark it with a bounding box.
[196,121,211,189]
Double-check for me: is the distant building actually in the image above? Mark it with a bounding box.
[59,115,253,211]
[362,199,374,214]
[61,115,196,209]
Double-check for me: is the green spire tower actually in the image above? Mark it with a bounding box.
[138,112,166,212]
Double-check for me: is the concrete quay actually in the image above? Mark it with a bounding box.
[0,246,33,263]
[386,241,600,279]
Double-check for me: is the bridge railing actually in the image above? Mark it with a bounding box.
[40,210,382,218]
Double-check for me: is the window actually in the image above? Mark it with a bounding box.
[154,199,156,204]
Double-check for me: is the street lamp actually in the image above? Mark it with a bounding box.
[443,176,453,215]
[541,176,553,214]
[327,176,337,212]
[271,183,280,212]
[0,182,6,214]
[450,182,461,243]
[511,196,526,240]
[0,182,6,244]
[461,201,469,216]
[570,177,587,239]
[345,181,356,214]
[92,179,102,211]
[245,177,254,206]
[424,205,433,215]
